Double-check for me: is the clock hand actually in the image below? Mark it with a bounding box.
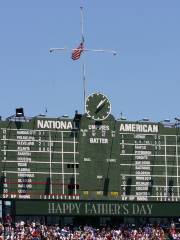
[96,99,106,110]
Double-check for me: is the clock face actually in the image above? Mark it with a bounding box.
[85,92,111,121]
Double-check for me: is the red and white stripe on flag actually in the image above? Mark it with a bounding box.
[71,42,84,60]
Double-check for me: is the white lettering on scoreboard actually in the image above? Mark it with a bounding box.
[89,138,108,144]
[120,123,158,133]
[37,120,73,130]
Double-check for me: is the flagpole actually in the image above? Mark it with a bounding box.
[80,6,86,113]
[50,7,117,114]
[80,6,84,43]
[83,63,86,113]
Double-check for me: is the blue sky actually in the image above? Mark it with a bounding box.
[0,1,180,122]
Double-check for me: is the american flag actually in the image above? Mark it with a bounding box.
[71,42,84,60]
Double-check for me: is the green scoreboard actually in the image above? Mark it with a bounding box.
[0,93,180,215]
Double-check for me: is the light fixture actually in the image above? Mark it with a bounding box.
[16,108,24,117]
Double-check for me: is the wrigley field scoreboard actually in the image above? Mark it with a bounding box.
[0,92,180,217]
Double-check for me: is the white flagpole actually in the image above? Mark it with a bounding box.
[80,6,86,113]
[80,6,84,43]
[83,63,86,113]
[49,7,117,114]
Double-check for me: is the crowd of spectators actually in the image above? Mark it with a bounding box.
[0,216,180,240]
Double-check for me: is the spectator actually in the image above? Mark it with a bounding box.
[4,214,12,226]
[0,219,180,240]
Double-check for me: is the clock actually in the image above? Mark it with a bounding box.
[85,92,111,121]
